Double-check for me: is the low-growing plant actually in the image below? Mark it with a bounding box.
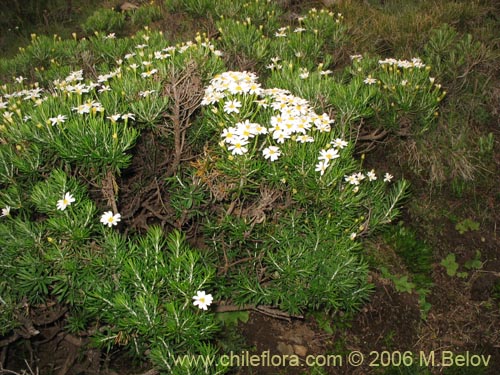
[455,218,480,234]
[0,5,441,371]
[266,9,346,72]
[216,17,270,69]
[393,23,495,186]
[478,132,494,158]
[0,28,228,370]
[197,70,409,314]
[0,171,224,372]
[226,0,282,32]
[347,55,445,135]
[130,4,163,26]
[82,8,126,35]
[165,0,215,17]
[381,223,434,318]
[464,250,482,271]
[440,253,469,278]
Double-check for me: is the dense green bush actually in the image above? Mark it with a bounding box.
[0,3,453,371]
[82,8,126,34]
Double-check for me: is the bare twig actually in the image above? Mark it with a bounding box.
[0,333,20,348]
[162,63,203,177]
[214,303,303,321]
[102,168,119,214]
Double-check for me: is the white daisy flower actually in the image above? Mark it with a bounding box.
[262,146,281,161]
[107,114,121,123]
[364,76,377,85]
[315,160,329,176]
[367,169,377,181]
[227,137,248,155]
[192,291,213,310]
[223,99,242,114]
[57,192,75,211]
[318,148,340,162]
[98,85,111,93]
[121,113,135,122]
[100,211,121,227]
[221,127,237,143]
[141,69,158,78]
[345,174,360,185]
[383,173,393,182]
[49,114,67,126]
[72,103,91,115]
[331,138,348,149]
[1,206,11,217]
[296,135,314,143]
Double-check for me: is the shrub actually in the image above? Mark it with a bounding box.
[0,28,229,370]
[197,70,409,313]
[82,8,126,34]
[0,10,415,371]
[131,4,163,26]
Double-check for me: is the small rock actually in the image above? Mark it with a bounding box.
[293,344,308,357]
[277,341,294,356]
[117,2,138,12]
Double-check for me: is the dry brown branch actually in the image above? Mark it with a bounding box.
[162,63,203,177]
[214,303,303,321]
[102,169,119,214]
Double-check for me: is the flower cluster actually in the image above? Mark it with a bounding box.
[202,71,340,171]
[0,30,223,128]
[378,57,426,69]
[343,170,393,192]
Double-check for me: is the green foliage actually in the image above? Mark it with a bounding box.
[165,0,215,17]
[383,223,433,318]
[215,311,249,326]
[82,8,126,35]
[424,25,490,95]
[3,1,478,370]
[0,169,97,310]
[224,0,282,32]
[441,253,459,277]
[346,55,445,134]
[384,223,433,284]
[265,61,336,110]
[492,281,500,302]
[478,132,494,158]
[130,5,163,27]
[393,275,416,293]
[455,218,479,234]
[167,0,282,30]
[199,70,408,314]
[270,8,348,69]
[216,18,269,66]
[89,228,221,372]
[464,250,482,271]
[0,26,228,369]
